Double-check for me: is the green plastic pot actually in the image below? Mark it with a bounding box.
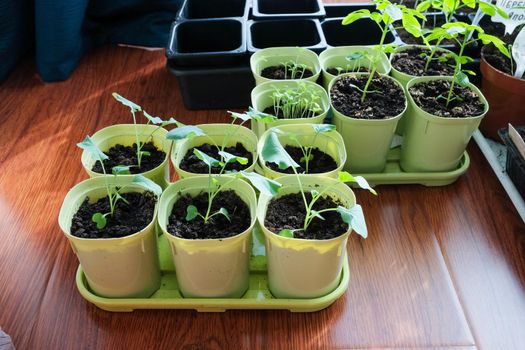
[400,76,487,172]
[390,45,454,135]
[250,47,321,86]
[251,80,329,138]
[319,46,392,91]
[158,176,257,298]
[170,123,258,179]
[58,176,161,298]
[257,175,356,299]
[81,124,170,189]
[257,124,346,179]
[329,72,407,173]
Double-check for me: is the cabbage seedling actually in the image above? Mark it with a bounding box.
[334,51,372,75]
[269,83,323,119]
[281,59,310,79]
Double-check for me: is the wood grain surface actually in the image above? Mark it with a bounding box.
[1,12,525,350]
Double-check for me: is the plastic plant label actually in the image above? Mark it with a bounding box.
[492,0,525,34]
[508,124,525,160]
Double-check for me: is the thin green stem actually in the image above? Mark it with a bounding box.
[131,110,142,168]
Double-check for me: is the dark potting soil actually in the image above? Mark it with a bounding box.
[263,106,320,120]
[264,192,348,240]
[326,67,369,76]
[391,47,455,77]
[168,190,251,239]
[482,25,525,77]
[391,0,418,8]
[70,191,156,239]
[330,74,406,119]
[180,143,253,173]
[266,145,338,174]
[261,65,314,80]
[92,142,166,174]
[409,79,485,117]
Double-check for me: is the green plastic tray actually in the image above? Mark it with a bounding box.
[352,148,470,187]
[76,225,350,312]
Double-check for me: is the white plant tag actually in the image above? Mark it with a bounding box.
[492,0,525,35]
[508,124,525,159]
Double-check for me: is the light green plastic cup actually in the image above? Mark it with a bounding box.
[257,175,355,299]
[319,46,392,91]
[80,124,170,189]
[170,123,258,179]
[158,176,257,298]
[400,76,487,172]
[257,124,346,179]
[250,47,321,86]
[251,80,329,138]
[58,176,161,298]
[329,72,407,173]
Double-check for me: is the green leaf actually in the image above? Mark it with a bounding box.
[370,12,382,24]
[300,154,314,163]
[140,150,151,157]
[112,165,132,175]
[337,205,368,239]
[112,93,141,112]
[186,205,199,221]
[194,149,221,168]
[456,71,470,87]
[143,111,163,125]
[92,213,107,229]
[416,0,431,12]
[218,151,248,165]
[402,13,422,38]
[311,189,320,198]
[166,125,205,140]
[383,44,398,54]
[385,4,403,22]
[310,210,325,221]
[262,132,300,170]
[114,191,130,205]
[346,51,365,61]
[342,9,370,25]
[278,229,294,238]
[462,0,475,8]
[478,34,510,58]
[247,107,277,123]
[338,171,377,195]
[132,174,162,196]
[77,136,108,161]
[479,1,496,16]
[311,124,336,134]
[218,207,231,222]
[239,171,282,196]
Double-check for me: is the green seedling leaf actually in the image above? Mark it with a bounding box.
[140,151,151,158]
[370,11,382,24]
[311,189,320,198]
[77,136,109,161]
[92,213,107,229]
[416,0,431,12]
[218,207,231,222]
[132,174,162,196]
[311,210,325,221]
[479,1,496,16]
[385,4,403,22]
[166,125,205,140]
[402,13,422,38]
[300,154,314,163]
[342,9,370,25]
[278,229,294,238]
[114,191,130,205]
[338,171,377,195]
[112,93,141,112]
[262,132,300,170]
[112,165,132,175]
[143,111,163,125]
[239,171,282,196]
[456,71,470,87]
[246,107,277,123]
[218,151,249,165]
[186,205,199,221]
[311,124,336,134]
[346,52,365,61]
[194,149,221,168]
[337,205,368,239]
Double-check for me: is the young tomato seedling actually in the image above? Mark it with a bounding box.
[270,83,323,119]
[77,136,162,229]
[262,131,377,238]
[416,0,507,24]
[335,51,372,75]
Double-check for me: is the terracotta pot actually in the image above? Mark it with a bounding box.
[480,51,525,140]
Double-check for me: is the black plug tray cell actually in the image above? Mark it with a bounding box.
[248,19,326,53]
[252,0,325,19]
[324,3,374,18]
[177,0,250,20]
[166,19,246,67]
[321,18,397,47]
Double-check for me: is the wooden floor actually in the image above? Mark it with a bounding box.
[1,44,525,350]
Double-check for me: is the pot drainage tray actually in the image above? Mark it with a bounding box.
[352,147,470,187]
[76,225,350,312]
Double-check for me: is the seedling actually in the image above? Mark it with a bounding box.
[281,59,310,80]
[262,131,376,238]
[112,93,177,169]
[334,51,373,75]
[342,0,424,102]
[269,83,323,119]
[77,136,162,229]
[425,21,510,106]
[273,124,337,174]
[416,0,507,24]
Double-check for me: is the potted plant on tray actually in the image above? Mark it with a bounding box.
[329,0,416,173]
[257,132,376,298]
[400,21,510,172]
[81,93,174,188]
[59,137,163,298]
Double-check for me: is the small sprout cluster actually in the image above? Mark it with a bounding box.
[280,59,310,79]
[270,83,323,119]
[334,51,373,75]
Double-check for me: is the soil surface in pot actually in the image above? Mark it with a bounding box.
[265,192,347,240]
[331,74,406,119]
[266,145,337,174]
[168,190,251,239]
[409,80,485,117]
[261,65,314,80]
[482,25,525,77]
[180,143,253,173]
[263,106,321,120]
[327,67,369,76]
[392,47,455,76]
[92,142,165,174]
[71,191,156,239]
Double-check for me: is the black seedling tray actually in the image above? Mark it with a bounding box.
[252,0,325,19]
[499,127,525,200]
[247,19,326,53]
[166,18,246,67]
[322,17,397,47]
[176,0,250,21]
[324,3,374,18]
